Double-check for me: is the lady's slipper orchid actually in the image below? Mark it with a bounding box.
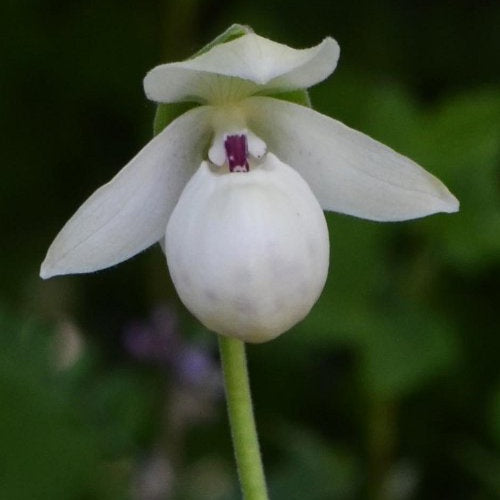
[40,28,459,343]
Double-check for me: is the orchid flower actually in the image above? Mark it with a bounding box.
[40,27,458,343]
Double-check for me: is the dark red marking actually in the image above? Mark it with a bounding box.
[224,134,249,172]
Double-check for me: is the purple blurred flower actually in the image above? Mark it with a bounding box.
[123,305,179,364]
[123,304,222,393]
[174,346,222,392]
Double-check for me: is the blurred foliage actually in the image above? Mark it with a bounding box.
[1,0,500,499]
[0,309,161,499]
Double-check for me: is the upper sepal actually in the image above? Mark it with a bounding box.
[144,33,339,104]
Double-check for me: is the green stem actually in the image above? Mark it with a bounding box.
[218,336,269,500]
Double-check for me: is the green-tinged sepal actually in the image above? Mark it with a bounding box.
[262,89,312,108]
[192,24,254,58]
[153,102,198,136]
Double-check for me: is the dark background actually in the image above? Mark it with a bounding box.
[1,1,500,499]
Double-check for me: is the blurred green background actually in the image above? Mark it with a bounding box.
[1,0,500,499]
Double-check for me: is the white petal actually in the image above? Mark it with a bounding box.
[165,154,329,343]
[207,134,225,166]
[244,97,459,221]
[144,34,339,104]
[40,106,212,278]
[247,130,266,159]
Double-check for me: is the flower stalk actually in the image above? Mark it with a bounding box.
[218,336,268,500]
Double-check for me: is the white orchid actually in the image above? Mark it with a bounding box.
[40,27,458,343]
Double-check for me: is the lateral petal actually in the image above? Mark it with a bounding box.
[40,106,212,278]
[244,97,459,221]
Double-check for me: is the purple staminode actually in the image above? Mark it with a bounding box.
[224,134,249,172]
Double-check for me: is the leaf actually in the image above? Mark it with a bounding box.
[269,426,360,500]
[413,88,500,271]
[358,305,459,400]
[0,310,101,499]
